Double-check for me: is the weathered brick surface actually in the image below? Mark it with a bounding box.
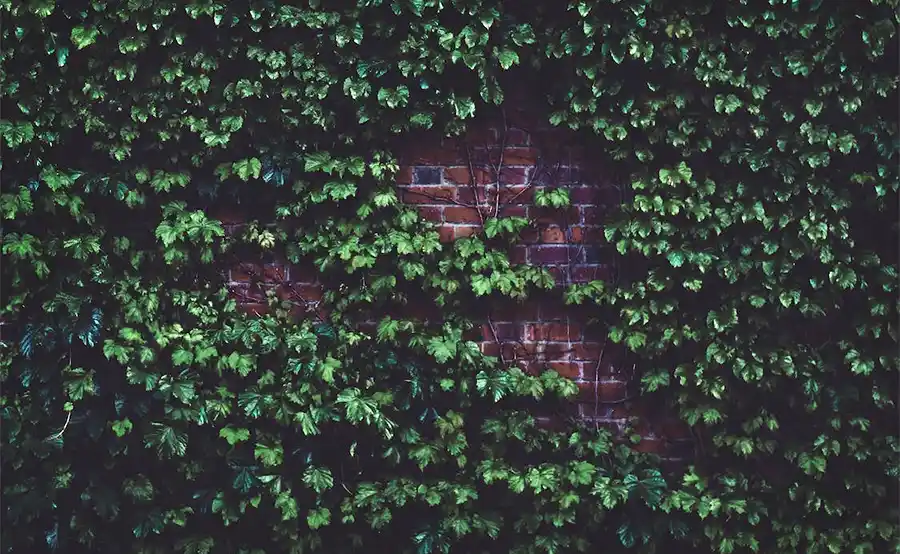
[219,116,692,460]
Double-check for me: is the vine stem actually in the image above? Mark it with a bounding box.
[46,410,72,442]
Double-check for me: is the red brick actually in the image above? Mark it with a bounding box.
[503,342,537,360]
[454,225,480,238]
[569,186,599,205]
[509,246,527,264]
[444,207,483,224]
[519,228,539,244]
[517,360,540,374]
[499,205,527,218]
[481,322,520,341]
[573,342,602,361]
[263,263,287,282]
[598,380,628,402]
[499,166,529,185]
[537,342,573,360]
[438,225,455,242]
[580,206,607,225]
[417,206,444,222]
[446,166,493,185]
[530,206,580,225]
[457,186,486,204]
[529,322,582,342]
[550,362,581,379]
[577,380,628,403]
[530,246,574,265]
[500,186,534,204]
[540,226,567,244]
[402,186,455,204]
[501,147,538,165]
[480,341,501,356]
[394,166,413,184]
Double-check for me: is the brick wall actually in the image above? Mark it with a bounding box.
[223,112,693,462]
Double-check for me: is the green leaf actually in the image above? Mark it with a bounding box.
[219,427,251,445]
[233,158,262,181]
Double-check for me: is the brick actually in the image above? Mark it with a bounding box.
[580,206,607,225]
[454,225,480,238]
[401,186,455,204]
[530,206,581,225]
[413,167,443,184]
[517,360,541,375]
[537,342,573,360]
[501,147,538,165]
[577,380,628,403]
[480,341,501,357]
[530,246,574,265]
[499,205,527,218]
[598,380,628,402]
[481,322,520,341]
[550,362,581,379]
[417,206,444,223]
[394,166,413,184]
[509,246,527,264]
[438,225,455,242]
[457,186,485,205]
[499,166,529,185]
[573,342,602,361]
[444,207,482,224]
[569,186,598,205]
[529,322,582,342]
[445,166,493,185]
[263,263,287,282]
[500,185,534,204]
[518,227,539,244]
[558,167,584,183]
[571,265,612,283]
[540,226,567,244]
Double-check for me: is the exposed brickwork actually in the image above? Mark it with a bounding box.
[218,114,693,461]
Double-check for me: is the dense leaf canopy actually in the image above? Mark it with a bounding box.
[1,1,897,553]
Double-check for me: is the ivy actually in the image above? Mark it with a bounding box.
[1,1,898,554]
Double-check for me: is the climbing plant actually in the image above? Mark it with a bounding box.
[1,1,897,554]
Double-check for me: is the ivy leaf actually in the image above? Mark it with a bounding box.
[233,158,262,181]
[219,427,250,446]
[302,467,334,493]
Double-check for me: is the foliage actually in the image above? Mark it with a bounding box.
[1,1,898,554]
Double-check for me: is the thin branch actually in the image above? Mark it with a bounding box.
[46,410,72,442]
